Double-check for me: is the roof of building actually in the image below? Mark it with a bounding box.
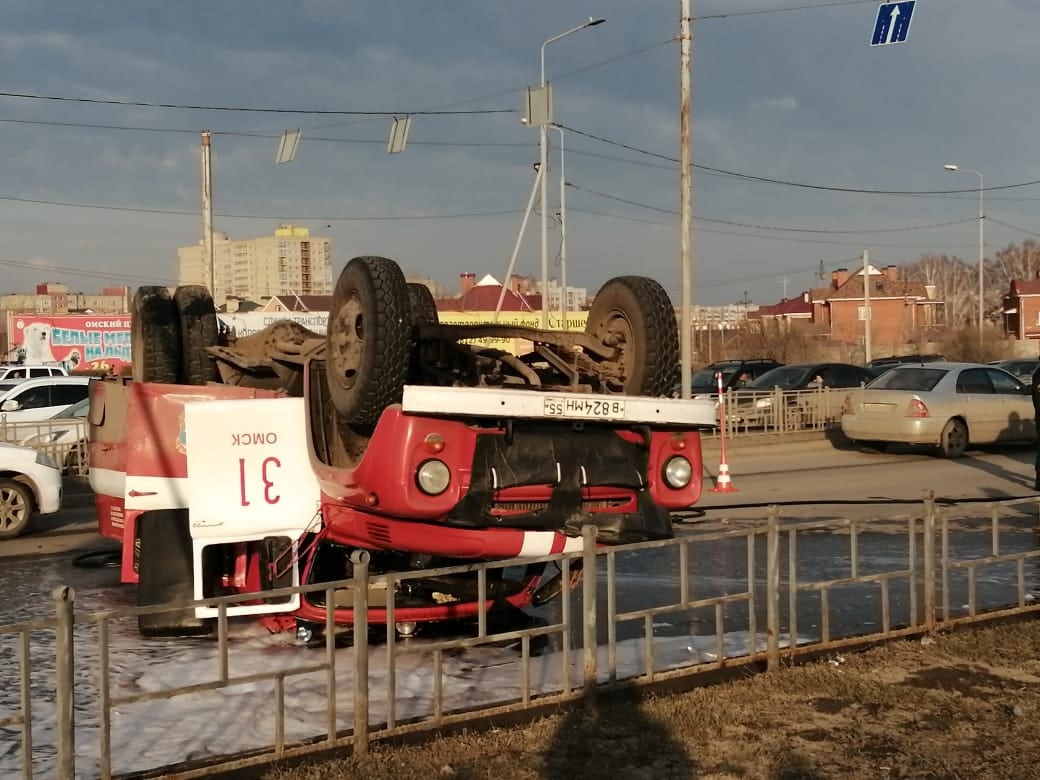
[748,294,813,319]
[263,294,333,312]
[810,272,931,303]
[1009,279,1040,297]
[435,285,542,312]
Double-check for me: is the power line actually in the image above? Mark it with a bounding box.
[567,182,978,234]
[0,91,517,116]
[0,194,522,221]
[695,0,878,21]
[298,37,676,134]
[0,257,176,285]
[988,217,1040,239]
[559,124,1040,196]
[574,205,977,248]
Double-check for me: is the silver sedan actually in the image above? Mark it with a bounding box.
[840,362,1036,458]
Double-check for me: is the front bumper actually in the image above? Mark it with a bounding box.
[444,423,674,543]
[33,466,63,515]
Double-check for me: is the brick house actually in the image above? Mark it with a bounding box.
[809,265,943,349]
[1001,277,1040,339]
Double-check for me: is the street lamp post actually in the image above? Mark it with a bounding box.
[944,163,984,346]
[548,124,568,329]
[539,17,605,328]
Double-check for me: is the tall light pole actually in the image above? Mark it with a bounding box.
[678,0,693,399]
[944,163,984,346]
[539,17,605,328]
[548,124,569,329]
[201,131,215,296]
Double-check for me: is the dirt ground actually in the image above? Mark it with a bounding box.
[258,618,1040,780]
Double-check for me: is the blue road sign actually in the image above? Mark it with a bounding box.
[870,1,915,46]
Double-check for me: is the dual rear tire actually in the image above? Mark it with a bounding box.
[130,285,219,385]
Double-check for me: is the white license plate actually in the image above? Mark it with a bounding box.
[864,403,893,412]
[543,396,627,419]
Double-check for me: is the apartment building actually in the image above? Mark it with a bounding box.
[178,224,332,305]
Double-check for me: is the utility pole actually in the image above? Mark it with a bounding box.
[678,0,693,399]
[863,249,872,363]
[780,276,789,299]
[201,131,215,296]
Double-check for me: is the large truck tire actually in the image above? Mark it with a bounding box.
[585,276,679,397]
[325,256,412,426]
[174,285,219,385]
[136,509,212,637]
[407,282,439,327]
[131,286,181,384]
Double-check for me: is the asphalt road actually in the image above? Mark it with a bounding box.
[697,432,1040,520]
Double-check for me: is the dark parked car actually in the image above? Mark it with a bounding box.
[684,358,784,397]
[728,362,874,427]
[986,358,1040,382]
[866,354,946,378]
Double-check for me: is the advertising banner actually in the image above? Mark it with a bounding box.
[5,313,131,373]
[436,311,589,353]
[218,312,328,338]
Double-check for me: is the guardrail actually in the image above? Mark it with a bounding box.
[709,386,852,438]
[2,493,1039,778]
[0,417,89,477]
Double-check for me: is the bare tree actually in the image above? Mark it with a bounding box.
[903,254,975,327]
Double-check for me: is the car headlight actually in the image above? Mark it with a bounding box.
[754,398,773,409]
[35,450,58,469]
[662,455,693,489]
[416,459,451,495]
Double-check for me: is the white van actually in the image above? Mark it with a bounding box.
[0,376,92,422]
[0,364,69,382]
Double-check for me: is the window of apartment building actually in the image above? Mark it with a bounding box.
[857,306,872,321]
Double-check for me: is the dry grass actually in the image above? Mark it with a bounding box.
[260,619,1040,780]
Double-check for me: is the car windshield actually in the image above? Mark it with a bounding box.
[867,367,947,391]
[53,397,90,418]
[746,366,809,390]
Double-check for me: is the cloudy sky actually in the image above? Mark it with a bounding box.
[0,0,1036,306]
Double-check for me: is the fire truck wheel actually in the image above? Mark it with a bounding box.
[326,256,412,426]
[407,282,439,327]
[131,286,182,384]
[136,509,213,637]
[0,479,33,539]
[173,285,219,385]
[585,276,679,396]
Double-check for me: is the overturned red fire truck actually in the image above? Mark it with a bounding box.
[88,256,716,639]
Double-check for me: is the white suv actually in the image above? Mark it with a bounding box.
[0,376,93,422]
[0,364,68,381]
[0,443,62,538]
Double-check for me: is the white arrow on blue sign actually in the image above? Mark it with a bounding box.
[870,1,916,46]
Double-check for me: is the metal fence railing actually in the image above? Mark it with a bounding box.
[0,417,89,477]
[711,386,853,438]
[2,493,1039,778]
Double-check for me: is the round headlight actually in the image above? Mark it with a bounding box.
[416,459,451,495]
[662,455,692,489]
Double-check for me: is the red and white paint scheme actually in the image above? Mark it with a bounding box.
[88,379,281,583]
[90,369,716,632]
